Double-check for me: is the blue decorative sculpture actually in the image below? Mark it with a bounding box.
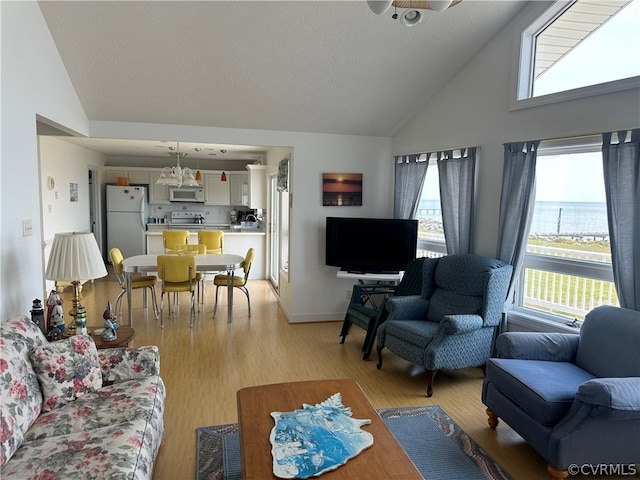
[269,393,373,478]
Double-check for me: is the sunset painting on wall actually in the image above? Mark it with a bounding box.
[322,173,363,206]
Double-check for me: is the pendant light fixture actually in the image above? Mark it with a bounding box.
[156,142,199,187]
[194,147,202,182]
[220,149,227,182]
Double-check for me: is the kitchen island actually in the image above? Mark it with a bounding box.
[145,228,265,279]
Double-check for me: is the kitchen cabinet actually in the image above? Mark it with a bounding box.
[104,168,149,185]
[229,172,249,206]
[204,173,230,205]
[149,172,170,204]
[246,164,266,209]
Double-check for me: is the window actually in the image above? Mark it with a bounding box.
[514,0,640,106]
[515,137,619,324]
[415,157,446,258]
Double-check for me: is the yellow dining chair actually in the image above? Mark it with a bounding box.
[213,248,255,317]
[174,244,207,302]
[109,247,159,319]
[198,230,224,254]
[162,230,189,253]
[197,230,224,301]
[157,254,198,327]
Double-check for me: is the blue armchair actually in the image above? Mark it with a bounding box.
[482,305,640,480]
[376,254,513,396]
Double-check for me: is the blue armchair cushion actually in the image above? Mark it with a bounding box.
[577,378,640,420]
[495,332,579,362]
[386,296,430,320]
[440,315,484,335]
[379,320,440,350]
[427,290,482,324]
[487,358,595,426]
[576,306,640,378]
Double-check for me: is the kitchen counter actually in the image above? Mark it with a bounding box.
[145,229,265,278]
[146,224,265,235]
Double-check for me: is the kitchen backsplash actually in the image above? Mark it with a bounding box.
[148,204,263,225]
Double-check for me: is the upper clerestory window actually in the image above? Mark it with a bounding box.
[512,0,640,108]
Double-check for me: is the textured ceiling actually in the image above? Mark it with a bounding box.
[37,0,526,158]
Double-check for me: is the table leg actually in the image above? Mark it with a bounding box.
[227,268,233,323]
[126,272,133,326]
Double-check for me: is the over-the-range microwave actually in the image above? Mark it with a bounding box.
[169,186,205,203]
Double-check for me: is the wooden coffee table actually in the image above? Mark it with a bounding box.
[237,379,421,480]
[89,325,136,349]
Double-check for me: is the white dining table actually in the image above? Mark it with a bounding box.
[122,253,244,325]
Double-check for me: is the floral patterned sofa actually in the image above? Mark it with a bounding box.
[0,316,165,479]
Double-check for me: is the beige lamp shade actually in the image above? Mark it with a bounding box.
[45,232,108,281]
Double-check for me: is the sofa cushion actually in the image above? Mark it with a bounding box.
[0,317,48,467]
[576,305,640,378]
[487,358,595,426]
[0,375,166,479]
[29,335,102,412]
[2,422,160,479]
[24,375,165,441]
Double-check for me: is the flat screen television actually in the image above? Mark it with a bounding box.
[325,217,418,274]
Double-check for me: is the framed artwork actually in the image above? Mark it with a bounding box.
[69,183,78,202]
[322,173,362,206]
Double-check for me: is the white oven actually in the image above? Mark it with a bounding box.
[169,186,204,203]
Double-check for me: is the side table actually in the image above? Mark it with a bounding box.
[89,325,136,349]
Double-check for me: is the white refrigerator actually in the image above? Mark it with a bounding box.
[106,185,147,259]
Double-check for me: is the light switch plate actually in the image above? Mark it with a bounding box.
[22,219,33,237]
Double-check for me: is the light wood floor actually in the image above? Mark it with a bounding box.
[65,273,554,480]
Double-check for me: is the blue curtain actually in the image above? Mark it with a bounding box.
[393,154,429,219]
[437,147,477,255]
[496,141,539,293]
[602,129,640,311]
[495,140,539,340]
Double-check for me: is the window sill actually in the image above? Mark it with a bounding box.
[507,309,581,334]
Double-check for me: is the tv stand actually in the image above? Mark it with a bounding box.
[337,270,403,283]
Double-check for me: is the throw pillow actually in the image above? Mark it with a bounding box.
[29,335,102,412]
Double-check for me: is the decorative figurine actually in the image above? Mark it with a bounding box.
[47,290,65,335]
[101,302,118,342]
[30,299,46,335]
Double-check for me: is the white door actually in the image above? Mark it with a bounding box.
[268,174,280,290]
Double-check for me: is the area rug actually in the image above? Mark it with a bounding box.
[196,405,512,480]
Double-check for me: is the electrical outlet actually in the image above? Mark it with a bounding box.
[22,219,33,237]
[346,289,352,300]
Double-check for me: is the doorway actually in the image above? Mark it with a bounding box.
[268,173,280,291]
[88,168,104,258]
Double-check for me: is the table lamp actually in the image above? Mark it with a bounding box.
[45,232,108,334]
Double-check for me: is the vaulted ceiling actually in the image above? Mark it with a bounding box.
[38,1,527,159]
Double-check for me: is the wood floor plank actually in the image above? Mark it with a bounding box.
[58,272,553,480]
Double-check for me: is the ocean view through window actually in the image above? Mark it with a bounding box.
[518,143,618,323]
[416,159,446,258]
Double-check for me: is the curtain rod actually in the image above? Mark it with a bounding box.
[394,145,477,159]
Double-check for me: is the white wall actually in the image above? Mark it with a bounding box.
[1,1,90,320]
[393,2,640,258]
[87,121,392,322]
[39,136,106,291]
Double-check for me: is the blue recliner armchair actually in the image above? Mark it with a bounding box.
[482,305,640,480]
[376,254,513,397]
